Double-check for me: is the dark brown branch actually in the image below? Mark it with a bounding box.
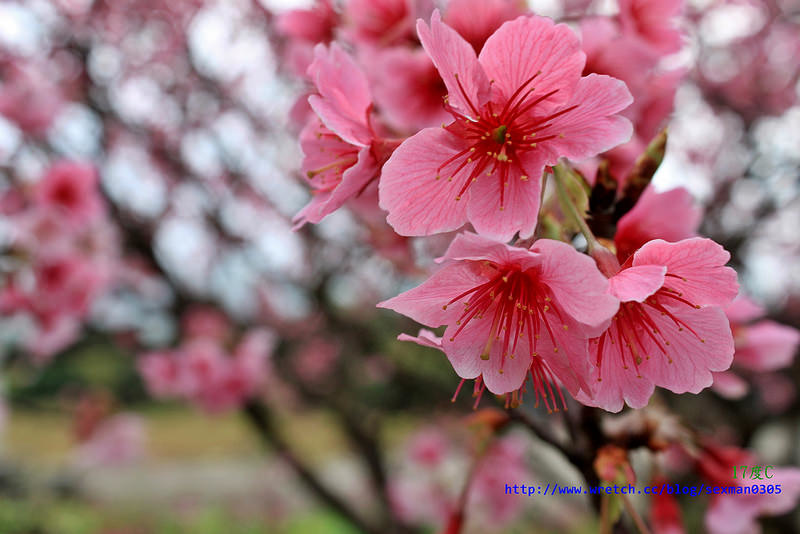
[242,400,381,534]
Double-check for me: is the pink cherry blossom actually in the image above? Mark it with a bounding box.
[75,413,147,468]
[443,0,525,53]
[468,435,531,525]
[380,232,618,401]
[380,12,633,241]
[344,0,419,46]
[712,296,799,401]
[579,14,685,180]
[138,327,274,413]
[138,350,184,398]
[0,61,64,136]
[181,305,232,342]
[365,47,449,132]
[33,161,105,226]
[578,238,738,412]
[698,443,800,534]
[293,44,397,228]
[727,297,800,372]
[24,315,82,364]
[275,0,338,79]
[618,0,685,56]
[615,186,701,262]
[276,0,336,45]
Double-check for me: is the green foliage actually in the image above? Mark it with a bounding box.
[7,339,147,407]
[0,498,364,534]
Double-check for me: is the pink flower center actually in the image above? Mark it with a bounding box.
[443,262,568,373]
[593,275,705,380]
[51,181,80,209]
[437,72,578,207]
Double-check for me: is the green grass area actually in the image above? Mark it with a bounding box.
[3,406,354,466]
[0,498,361,534]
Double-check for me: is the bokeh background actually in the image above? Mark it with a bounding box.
[0,0,799,532]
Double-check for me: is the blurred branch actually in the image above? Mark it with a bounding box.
[243,400,382,534]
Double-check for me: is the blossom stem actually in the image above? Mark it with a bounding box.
[552,163,599,253]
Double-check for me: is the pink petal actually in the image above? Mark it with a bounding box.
[531,239,619,333]
[379,127,471,236]
[755,467,800,515]
[308,43,373,146]
[397,329,444,350]
[377,263,486,327]
[366,47,449,132]
[443,0,525,53]
[608,264,666,302]
[479,15,585,111]
[542,74,634,161]
[705,494,760,534]
[619,0,685,55]
[734,320,800,372]
[633,238,739,308]
[442,316,532,394]
[439,232,536,266]
[710,371,749,399]
[615,186,701,261]
[725,296,766,324]
[638,305,734,394]
[440,315,491,382]
[577,342,657,412]
[417,10,490,117]
[293,145,377,227]
[465,161,544,241]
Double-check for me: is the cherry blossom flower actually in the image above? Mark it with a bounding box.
[138,328,274,413]
[293,44,398,228]
[443,0,525,54]
[579,11,685,180]
[33,161,105,226]
[697,443,800,534]
[380,232,618,401]
[75,413,147,468]
[365,47,450,132]
[344,0,419,47]
[618,0,685,56]
[577,238,738,412]
[380,12,633,241]
[712,296,800,401]
[614,186,701,262]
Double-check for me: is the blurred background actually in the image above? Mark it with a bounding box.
[0,0,798,532]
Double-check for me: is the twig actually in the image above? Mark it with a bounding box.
[242,400,381,534]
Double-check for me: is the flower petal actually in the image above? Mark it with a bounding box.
[293,145,377,228]
[379,127,471,236]
[377,263,485,327]
[465,160,544,242]
[308,43,373,146]
[615,186,701,262]
[639,305,734,394]
[531,239,619,333]
[540,74,633,161]
[608,264,666,302]
[633,238,739,308]
[479,15,585,110]
[734,320,800,372]
[417,10,490,117]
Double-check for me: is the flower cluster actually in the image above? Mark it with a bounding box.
[0,161,118,361]
[138,307,275,413]
[282,1,768,414]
